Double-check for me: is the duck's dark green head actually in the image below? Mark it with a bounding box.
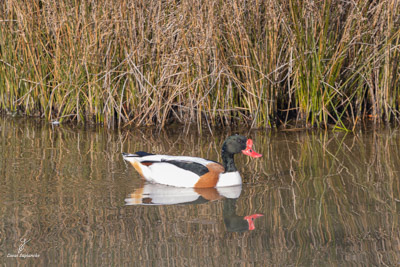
[222,135,262,158]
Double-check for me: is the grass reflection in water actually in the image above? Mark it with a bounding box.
[1,117,399,265]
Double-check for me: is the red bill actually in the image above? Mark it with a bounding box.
[242,139,262,158]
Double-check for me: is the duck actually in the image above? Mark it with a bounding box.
[122,134,262,188]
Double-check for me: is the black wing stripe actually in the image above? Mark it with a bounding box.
[161,160,209,176]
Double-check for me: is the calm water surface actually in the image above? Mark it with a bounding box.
[1,117,400,266]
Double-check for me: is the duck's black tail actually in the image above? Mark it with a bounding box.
[122,151,154,158]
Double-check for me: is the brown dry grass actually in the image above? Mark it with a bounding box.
[1,0,400,129]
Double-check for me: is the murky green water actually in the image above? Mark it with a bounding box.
[1,117,400,266]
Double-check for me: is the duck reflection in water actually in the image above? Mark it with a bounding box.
[125,183,263,232]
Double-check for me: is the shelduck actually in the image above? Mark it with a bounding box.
[122,134,262,188]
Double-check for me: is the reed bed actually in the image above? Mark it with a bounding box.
[1,0,400,129]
